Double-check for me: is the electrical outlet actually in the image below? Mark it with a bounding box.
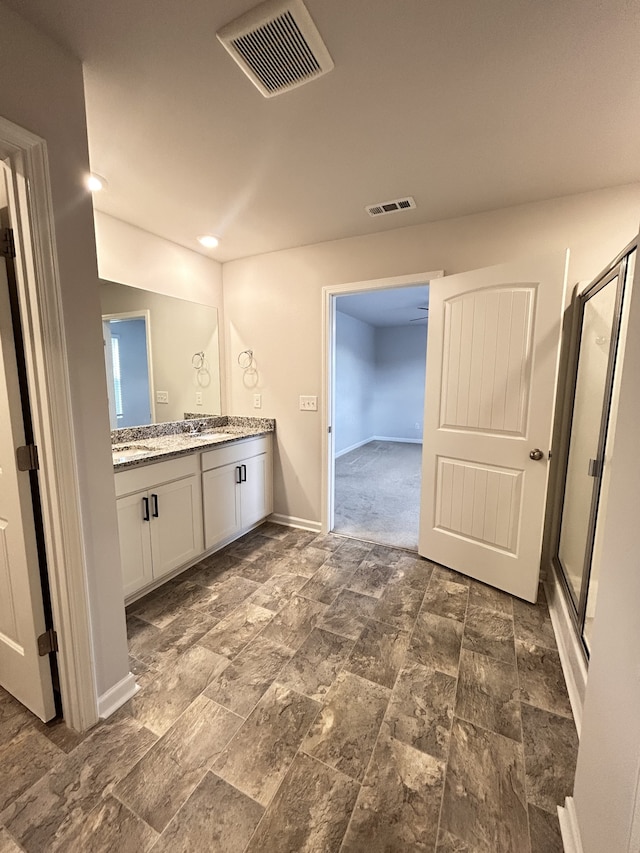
[253,393,262,409]
[299,395,318,411]
[156,391,169,404]
[195,391,203,406]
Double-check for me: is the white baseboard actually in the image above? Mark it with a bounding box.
[544,568,587,737]
[373,435,423,444]
[269,513,321,532]
[97,672,139,719]
[558,797,584,853]
[334,437,374,458]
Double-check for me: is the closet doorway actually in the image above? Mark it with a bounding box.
[323,272,442,550]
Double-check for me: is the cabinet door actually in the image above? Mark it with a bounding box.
[116,492,153,597]
[241,453,272,530]
[203,463,241,550]
[150,475,204,580]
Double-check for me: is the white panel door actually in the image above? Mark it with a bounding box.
[150,475,204,579]
[0,257,56,720]
[241,454,272,530]
[203,464,242,550]
[419,252,568,601]
[116,492,154,597]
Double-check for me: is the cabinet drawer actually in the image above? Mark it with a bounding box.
[201,435,270,472]
[115,454,198,497]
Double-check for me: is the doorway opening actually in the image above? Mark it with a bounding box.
[323,272,442,550]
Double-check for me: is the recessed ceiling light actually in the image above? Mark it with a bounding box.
[197,235,219,249]
[87,173,107,192]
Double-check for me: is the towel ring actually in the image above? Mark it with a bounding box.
[192,351,205,370]
[238,349,254,369]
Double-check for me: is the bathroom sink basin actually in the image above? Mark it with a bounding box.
[182,432,236,443]
[112,444,155,460]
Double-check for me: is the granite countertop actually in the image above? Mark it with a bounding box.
[112,415,275,471]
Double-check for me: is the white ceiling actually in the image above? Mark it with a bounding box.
[337,285,429,328]
[7,0,640,262]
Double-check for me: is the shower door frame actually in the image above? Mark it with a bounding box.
[551,239,636,656]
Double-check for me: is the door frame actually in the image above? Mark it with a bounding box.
[0,117,97,730]
[321,270,443,534]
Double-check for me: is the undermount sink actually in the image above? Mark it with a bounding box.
[182,432,236,442]
[111,444,155,459]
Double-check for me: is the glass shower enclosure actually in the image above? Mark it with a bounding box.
[552,240,636,656]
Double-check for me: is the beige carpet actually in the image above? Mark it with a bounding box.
[333,440,422,550]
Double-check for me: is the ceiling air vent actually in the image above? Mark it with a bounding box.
[217,0,334,98]
[366,197,417,217]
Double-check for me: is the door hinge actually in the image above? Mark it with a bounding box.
[327,426,332,434]
[587,457,602,478]
[0,227,16,259]
[16,444,39,471]
[37,628,58,656]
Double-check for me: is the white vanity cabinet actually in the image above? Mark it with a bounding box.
[201,435,272,550]
[115,455,203,597]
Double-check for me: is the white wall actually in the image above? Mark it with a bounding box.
[334,312,375,455]
[0,4,128,699]
[223,183,640,525]
[373,325,427,441]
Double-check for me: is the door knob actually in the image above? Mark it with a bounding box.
[529,448,544,461]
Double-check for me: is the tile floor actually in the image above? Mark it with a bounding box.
[0,523,578,852]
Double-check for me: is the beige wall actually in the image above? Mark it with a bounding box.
[223,183,640,525]
[0,4,128,698]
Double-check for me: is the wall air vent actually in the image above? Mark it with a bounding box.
[217,0,334,98]
[365,197,417,217]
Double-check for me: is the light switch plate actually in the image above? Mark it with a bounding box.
[300,395,318,411]
[195,391,203,405]
[253,394,262,409]
[156,391,169,404]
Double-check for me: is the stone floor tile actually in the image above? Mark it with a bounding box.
[277,628,354,701]
[421,576,469,622]
[197,601,274,660]
[409,611,463,676]
[462,606,516,665]
[440,718,530,853]
[299,561,357,605]
[259,594,327,652]
[468,579,514,616]
[455,649,521,742]
[346,619,410,688]
[247,572,308,612]
[57,795,158,852]
[512,586,558,650]
[245,753,358,853]
[516,641,573,717]
[127,644,229,735]
[152,772,263,852]
[528,802,564,853]
[129,608,216,670]
[371,583,423,631]
[521,703,578,815]
[382,661,456,760]
[302,671,390,781]
[432,565,471,588]
[340,732,445,852]
[116,695,242,831]
[319,588,377,640]
[212,682,320,806]
[388,555,434,593]
[0,727,63,812]
[0,828,22,853]
[191,576,261,620]
[204,635,293,717]
[347,561,394,599]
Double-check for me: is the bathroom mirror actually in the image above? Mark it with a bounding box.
[100,280,221,427]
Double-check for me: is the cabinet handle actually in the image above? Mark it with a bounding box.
[241,464,247,483]
[236,465,242,484]
[151,493,159,517]
[142,496,150,522]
